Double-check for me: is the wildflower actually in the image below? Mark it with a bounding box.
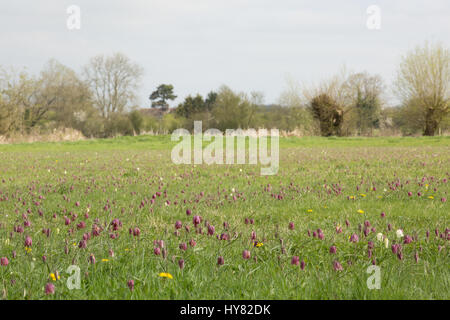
[363,227,370,237]
[178,259,185,269]
[349,233,359,243]
[396,229,404,238]
[217,256,225,266]
[89,254,96,264]
[300,260,306,270]
[317,229,324,240]
[357,209,364,214]
[0,257,9,266]
[307,209,313,213]
[133,227,141,237]
[291,256,300,265]
[288,222,295,230]
[78,240,87,249]
[242,250,251,260]
[189,239,197,247]
[127,279,134,291]
[101,259,109,262]
[220,233,229,240]
[159,272,173,279]
[45,283,55,295]
[24,236,32,247]
[179,242,187,251]
[50,273,60,281]
[329,246,337,254]
[255,242,263,247]
[403,235,412,244]
[376,233,383,241]
[154,247,161,255]
[193,216,201,227]
[175,221,182,229]
[186,209,192,216]
[333,260,343,271]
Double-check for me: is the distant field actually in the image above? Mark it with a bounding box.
[0,136,448,299]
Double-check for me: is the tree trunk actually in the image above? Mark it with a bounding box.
[423,108,437,136]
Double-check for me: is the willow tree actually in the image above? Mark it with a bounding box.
[395,42,449,136]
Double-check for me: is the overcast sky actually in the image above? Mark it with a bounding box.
[0,0,448,106]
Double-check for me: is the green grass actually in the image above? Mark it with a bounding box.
[1,135,448,152]
[0,136,448,299]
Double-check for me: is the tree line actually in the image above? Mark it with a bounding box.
[0,42,448,139]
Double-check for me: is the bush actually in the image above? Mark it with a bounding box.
[104,113,134,137]
[128,110,144,135]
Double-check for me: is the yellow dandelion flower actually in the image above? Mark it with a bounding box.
[255,242,263,247]
[50,273,60,281]
[428,196,434,199]
[25,247,32,253]
[101,259,109,262]
[307,209,313,213]
[349,195,355,200]
[357,209,364,214]
[159,272,173,279]
[360,194,366,197]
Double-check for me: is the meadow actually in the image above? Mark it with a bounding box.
[0,136,448,299]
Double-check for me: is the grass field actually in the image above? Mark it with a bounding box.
[0,136,449,299]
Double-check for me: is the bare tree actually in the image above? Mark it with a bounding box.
[395,41,449,136]
[343,72,384,135]
[83,53,143,118]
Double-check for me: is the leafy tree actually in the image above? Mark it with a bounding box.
[211,86,254,131]
[309,94,343,136]
[149,84,177,111]
[175,94,206,118]
[395,41,449,136]
[205,91,218,111]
